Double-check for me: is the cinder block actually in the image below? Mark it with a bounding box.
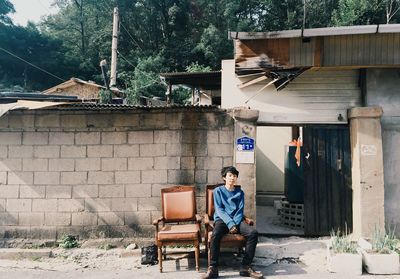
[128,131,153,144]
[125,211,151,225]
[9,114,34,128]
[115,171,140,184]
[151,184,173,197]
[182,130,208,143]
[154,157,180,170]
[196,157,223,170]
[101,132,127,144]
[75,132,100,145]
[19,186,45,198]
[6,199,31,212]
[49,159,74,171]
[84,198,111,212]
[46,186,71,198]
[8,172,33,185]
[166,143,192,156]
[0,159,22,171]
[0,132,21,145]
[128,157,154,170]
[207,130,219,143]
[167,170,195,184]
[35,114,60,128]
[22,132,48,145]
[195,170,207,184]
[88,171,114,184]
[75,158,100,171]
[0,212,18,225]
[33,146,60,158]
[72,185,98,198]
[60,146,86,158]
[219,130,234,144]
[111,198,138,211]
[87,114,113,128]
[113,114,139,127]
[32,199,58,212]
[8,146,33,158]
[165,112,183,129]
[98,212,124,225]
[0,186,19,198]
[0,199,4,211]
[154,130,180,143]
[140,144,165,157]
[223,157,233,167]
[45,213,71,226]
[141,170,167,184]
[140,113,166,128]
[125,184,151,198]
[138,197,160,211]
[49,132,74,145]
[114,145,139,158]
[99,185,124,198]
[0,171,6,184]
[0,146,7,158]
[71,212,97,226]
[181,157,195,169]
[58,199,85,212]
[207,170,221,184]
[61,172,87,185]
[101,158,127,171]
[19,213,44,226]
[192,144,208,156]
[34,172,60,185]
[23,159,48,171]
[208,144,233,157]
[60,114,87,128]
[87,145,113,158]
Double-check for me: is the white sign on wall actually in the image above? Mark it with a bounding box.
[361,144,377,156]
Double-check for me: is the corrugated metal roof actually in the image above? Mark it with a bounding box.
[47,102,223,111]
[230,24,400,40]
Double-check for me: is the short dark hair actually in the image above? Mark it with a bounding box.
[221,166,239,177]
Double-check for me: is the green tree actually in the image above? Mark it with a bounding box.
[0,0,14,25]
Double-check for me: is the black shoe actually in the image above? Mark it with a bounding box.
[201,266,219,279]
[239,265,263,279]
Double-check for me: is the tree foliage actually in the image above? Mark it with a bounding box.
[1,0,400,100]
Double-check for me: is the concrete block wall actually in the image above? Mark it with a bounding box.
[0,108,234,239]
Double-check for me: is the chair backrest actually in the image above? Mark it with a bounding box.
[206,184,241,220]
[161,185,196,222]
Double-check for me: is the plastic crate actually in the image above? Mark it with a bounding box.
[280,201,304,229]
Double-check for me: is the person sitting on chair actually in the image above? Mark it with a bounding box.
[202,166,263,279]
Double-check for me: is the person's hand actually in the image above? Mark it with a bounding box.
[229,225,238,234]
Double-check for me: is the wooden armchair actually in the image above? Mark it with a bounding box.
[204,185,254,265]
[153,185,202,272]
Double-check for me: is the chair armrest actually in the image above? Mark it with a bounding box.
[244,216,254,226]
[152,216,164,226]
[195,214,202,224]
[204,214,214,230]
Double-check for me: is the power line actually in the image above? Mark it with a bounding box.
[117,51,135,68]
[0,47,66,82]
[36,0,52,14]
[120,22,143,51]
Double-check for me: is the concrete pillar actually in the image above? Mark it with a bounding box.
[230,108,259,221]
[348,106,385,238]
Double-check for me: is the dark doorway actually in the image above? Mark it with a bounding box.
[303,125,352,236]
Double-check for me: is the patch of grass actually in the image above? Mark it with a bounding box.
[371,225,398,254]
[31,256,41,261]
[59,235,79,249]
[98,243,116,250]
[330,227,358,254]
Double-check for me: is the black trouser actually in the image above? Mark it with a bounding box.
[210,220,258,267]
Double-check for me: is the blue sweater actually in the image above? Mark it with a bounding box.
[213,185,244,229]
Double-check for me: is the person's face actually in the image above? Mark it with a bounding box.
[223,172,238,186]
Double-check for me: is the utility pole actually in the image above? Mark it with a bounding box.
[110,7,119,88]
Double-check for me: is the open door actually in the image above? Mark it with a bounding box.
[303,125,352,236]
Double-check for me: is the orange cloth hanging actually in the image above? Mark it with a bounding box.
[294,138,301,167]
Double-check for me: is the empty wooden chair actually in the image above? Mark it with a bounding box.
[153,185,202,272]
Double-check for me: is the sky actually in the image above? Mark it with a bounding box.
[9,0,59,26]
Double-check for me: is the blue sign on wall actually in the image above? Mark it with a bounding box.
[236,136,255,151]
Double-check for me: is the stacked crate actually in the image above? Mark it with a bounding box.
[280,201,304,229]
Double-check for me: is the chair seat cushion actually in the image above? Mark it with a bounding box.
[207,231,246,243]
[158,224,199,241]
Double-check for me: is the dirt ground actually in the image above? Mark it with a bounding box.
[0,236,399,279]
